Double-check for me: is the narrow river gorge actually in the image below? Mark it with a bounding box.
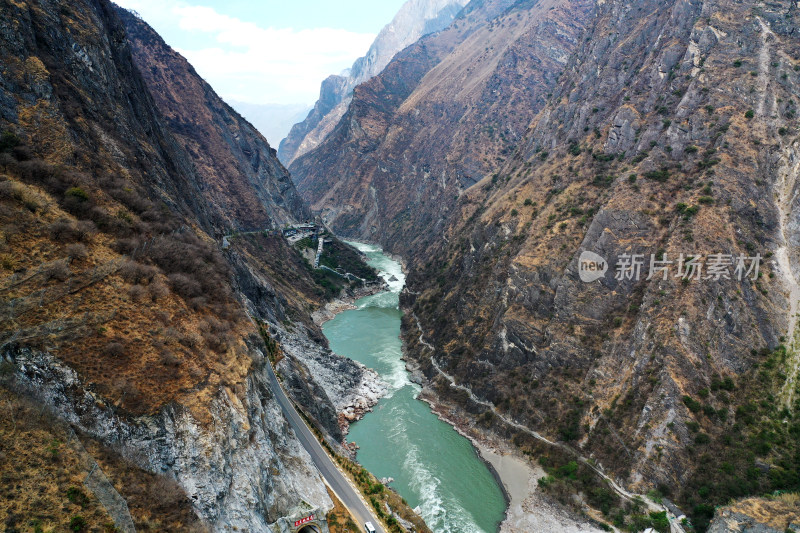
[322,243,507,533]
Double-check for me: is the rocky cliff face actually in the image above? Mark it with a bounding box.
[223,232,386,443]
[294,0,800,529]
[0,0,379,530]
[707,495,800,532]
[6,346,331,530]
[405,0,800,530]
[115,8,385,446]
[290,0,593,256]
[117,8,308,234]
[277,0,469,166]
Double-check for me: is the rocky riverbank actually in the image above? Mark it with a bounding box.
[419,390,606,533]
[277,326,388,439]
[311,281,388,326]
[274,279,391,440]
[403,353,605,533]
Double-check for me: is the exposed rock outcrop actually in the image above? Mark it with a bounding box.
[708,496,800,532]
[279,328,388,435]
[117,8,308,233]
[5,346,332,530]
[0,0,379,529]
[224,233,388,443]
[293,0,800,529]
[290,0,593,256]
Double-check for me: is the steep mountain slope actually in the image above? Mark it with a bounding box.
[290,0,594,256]
[278,0,469,166]
[0,0,382,530]
[292,0,800,529]
[398,0,800,530]
[117,8,308,234]
[113,7,387,447]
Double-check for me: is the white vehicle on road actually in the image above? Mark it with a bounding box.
[364,522,377,533]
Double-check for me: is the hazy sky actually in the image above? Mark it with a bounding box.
[114,0,407,106]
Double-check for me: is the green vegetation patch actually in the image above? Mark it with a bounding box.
[682,345,800,531]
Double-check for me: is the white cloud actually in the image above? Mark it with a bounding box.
[114,0,374,105]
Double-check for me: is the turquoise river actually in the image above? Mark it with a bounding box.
[322,242,507,533]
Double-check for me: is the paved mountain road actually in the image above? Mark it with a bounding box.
[265,362,385,533]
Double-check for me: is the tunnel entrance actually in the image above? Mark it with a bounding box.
[273,505,329,533]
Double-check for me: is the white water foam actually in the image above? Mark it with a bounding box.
[345,240,490,533]
[347,240,406,294]
[358,291,398,309]
[392,423,483,533]
[375,346,410,393]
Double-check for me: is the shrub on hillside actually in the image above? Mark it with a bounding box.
[0,131,20,152]
[167,273,202,299]
[119,260,157,284]
[146,233,232,304]
[44,261,70,281]
[104,341,126,358]
[65,243,88,261]
[128,284,148,302]
[148,279,169,301]
[75,220,97,241]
